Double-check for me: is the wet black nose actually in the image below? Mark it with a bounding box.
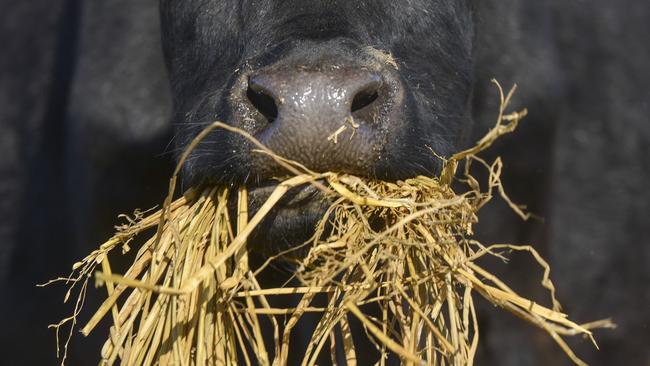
[241,66,398,176]
[247,68,382,125]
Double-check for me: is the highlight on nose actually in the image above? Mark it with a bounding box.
[234,63,402,177]
[246,67,385,129]
[246,71,382,125]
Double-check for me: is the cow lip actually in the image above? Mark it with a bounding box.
[240,180,332,259]
[246,179,324,208]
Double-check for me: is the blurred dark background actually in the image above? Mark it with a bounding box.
[0,0,648,365]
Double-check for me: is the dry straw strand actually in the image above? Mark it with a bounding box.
[45,80,613,366]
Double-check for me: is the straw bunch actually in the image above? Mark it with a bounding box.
[45,82,612,365]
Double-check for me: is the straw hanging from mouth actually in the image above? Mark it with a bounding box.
[43,80,613,366]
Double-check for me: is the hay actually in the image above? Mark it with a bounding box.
[45,81,613,365]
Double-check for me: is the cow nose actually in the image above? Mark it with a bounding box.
[242,66,395,175]
[247,69,382,124]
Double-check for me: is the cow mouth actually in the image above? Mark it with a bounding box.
[241,179,326,209]
[229,179,333,260]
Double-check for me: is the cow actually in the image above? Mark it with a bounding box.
[0,0,648,364]
[160,1,474,257]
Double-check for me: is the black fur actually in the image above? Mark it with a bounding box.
[0,0,649,364]
[161,0,474,186]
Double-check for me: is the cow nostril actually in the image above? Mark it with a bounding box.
[246,84,278,123]
[350,86,379,114]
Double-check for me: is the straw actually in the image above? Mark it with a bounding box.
[44,80,613,366]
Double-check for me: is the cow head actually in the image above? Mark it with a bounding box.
[160,0,474,253]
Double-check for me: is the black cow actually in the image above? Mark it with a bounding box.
[161,1,474,256]
[0,0,648,365]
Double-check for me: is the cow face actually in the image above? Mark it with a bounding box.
[160,0,475,252]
